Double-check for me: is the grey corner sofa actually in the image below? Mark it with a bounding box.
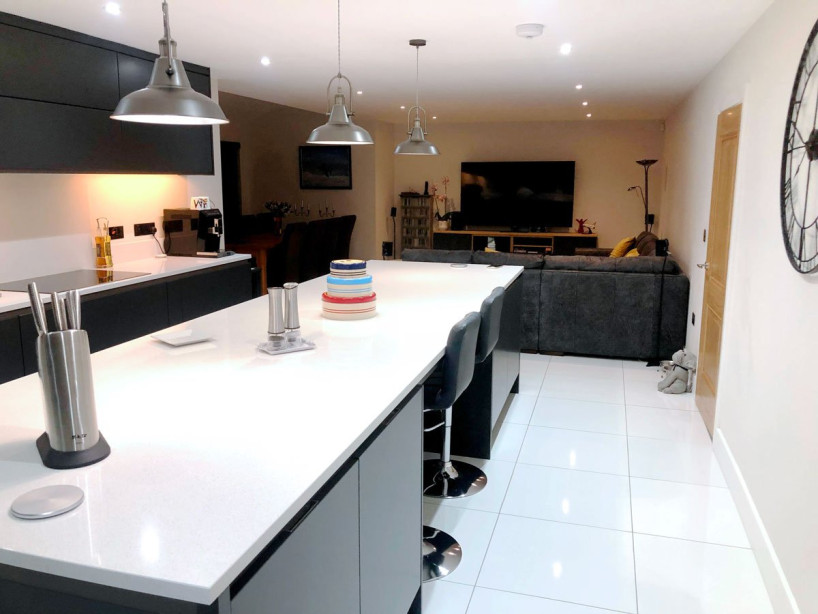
[402,248,689,360]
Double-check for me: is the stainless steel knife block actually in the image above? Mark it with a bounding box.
[36,329,110,469]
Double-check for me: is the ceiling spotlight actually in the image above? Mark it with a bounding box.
[575,84,583,90]
[400,105,406,110]
[432,116,437,120]
[582,101,588,106]
[356,90,363,95]
[104,2,121,15]
[516,23,544,39]
[559,43,572,55]
[586,113,592,118]
[260,56,271,66]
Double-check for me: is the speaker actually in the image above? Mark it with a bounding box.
[449,211,465,231]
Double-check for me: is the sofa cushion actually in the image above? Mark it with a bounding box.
[610,236,635,258]
[625,248,640,257]
[401,248,472,263]
[472,251,544,269]
[634,231,659,256]
[543,256,618,272]
[614,256,681,274]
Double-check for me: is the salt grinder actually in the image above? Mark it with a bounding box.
[268,287,285,338]
[283,282,300,344]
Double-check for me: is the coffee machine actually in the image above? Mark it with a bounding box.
[163,208,223,257]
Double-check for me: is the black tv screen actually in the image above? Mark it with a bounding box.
[460,161,575,229]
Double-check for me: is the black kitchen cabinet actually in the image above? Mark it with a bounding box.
[167,262,252,325]
[0,11,214,174]
[0,313,24,385]
[11,261,252,379]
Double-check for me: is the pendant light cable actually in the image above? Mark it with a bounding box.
[337,0,342,77]
[162,1,175,74]
[415,45,420,119]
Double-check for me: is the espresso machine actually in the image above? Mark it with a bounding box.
[163,208,223,257]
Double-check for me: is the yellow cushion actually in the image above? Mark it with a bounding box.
[610,236,635,258]
[624,248,640,257]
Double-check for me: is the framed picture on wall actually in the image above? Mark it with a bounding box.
[299,145,352,190]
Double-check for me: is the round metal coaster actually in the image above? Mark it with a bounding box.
[11,485,84,520]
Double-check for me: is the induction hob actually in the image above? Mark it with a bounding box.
[0,270,149,293]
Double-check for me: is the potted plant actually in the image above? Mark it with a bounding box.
[264,201,292,235]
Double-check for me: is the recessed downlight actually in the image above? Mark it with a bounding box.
[400,105,406,110]
[575,84,583,90]
[582,101,589,106]
[260,56,271,67]
[356,90,363,95]
[432,116,437,120]
[516,23,544,39]
[559,43,572,56]
[586,113,592,118]
[104,2,121,15]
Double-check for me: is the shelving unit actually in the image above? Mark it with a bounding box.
[399,193,433,256]
[433,229,598,256]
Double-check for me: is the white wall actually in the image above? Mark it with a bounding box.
[660,2,818,612]
[392,120,666,249]
[218,92,382,260]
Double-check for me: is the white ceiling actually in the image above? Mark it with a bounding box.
[0,0,773,123]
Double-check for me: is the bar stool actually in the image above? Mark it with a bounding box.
[423,287,505,499]
[423,311,481,582]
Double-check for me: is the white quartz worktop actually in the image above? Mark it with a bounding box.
[0,260,522,604]
[0,254,251,315]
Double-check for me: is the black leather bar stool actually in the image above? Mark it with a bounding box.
[423,287,505,500]
[422,311,481,582]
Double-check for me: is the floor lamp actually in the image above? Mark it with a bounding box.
[636,159,658,232]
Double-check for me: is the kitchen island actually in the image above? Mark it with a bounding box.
[0,260,522,613]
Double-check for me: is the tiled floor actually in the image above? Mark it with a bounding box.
[422,354,774,614]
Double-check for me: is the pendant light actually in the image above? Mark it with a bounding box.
[307,0,373,145]
[111,1,228,125]
[395,39,439,156]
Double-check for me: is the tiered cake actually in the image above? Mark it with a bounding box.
[321,260,377,320]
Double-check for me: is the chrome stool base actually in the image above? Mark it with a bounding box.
[422,525,462,582]
[423,459,487,499]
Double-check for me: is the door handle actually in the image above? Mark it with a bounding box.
[697,262,710,270]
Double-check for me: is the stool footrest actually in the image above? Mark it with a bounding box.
[423,459,488,499]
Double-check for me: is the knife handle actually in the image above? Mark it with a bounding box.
[27,283,48,336]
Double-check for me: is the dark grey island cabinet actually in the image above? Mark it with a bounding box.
[0,388,423,614]
[0,11,214,174]
[0,260,252,385]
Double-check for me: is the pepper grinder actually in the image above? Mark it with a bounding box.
[268,287,285,348]
[283,282,300,345]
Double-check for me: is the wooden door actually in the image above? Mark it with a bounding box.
[696,105,741,436]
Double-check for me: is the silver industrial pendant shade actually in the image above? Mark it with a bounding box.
[111,1,228,125]
[395,39,439,156]
[307,0,373,145]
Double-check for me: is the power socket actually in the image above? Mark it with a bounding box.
[109,225,124,240]
[134,222,157,236]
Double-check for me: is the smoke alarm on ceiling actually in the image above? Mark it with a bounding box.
[516,23,544,39]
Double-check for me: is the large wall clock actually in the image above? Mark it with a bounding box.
[781,18,818,273]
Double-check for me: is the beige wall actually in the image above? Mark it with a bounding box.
[392,120,666,249]
[218,92,383,260]
[660,1,818,612]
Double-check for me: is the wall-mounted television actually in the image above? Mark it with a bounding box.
[460,161,575,230]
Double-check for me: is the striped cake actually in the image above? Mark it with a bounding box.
[323,259,377,320]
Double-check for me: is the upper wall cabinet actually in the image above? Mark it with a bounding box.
[0,12,214,175]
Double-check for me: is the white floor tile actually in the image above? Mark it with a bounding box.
[422,580,474,614]
[504,393,537,424]
[628,437,726,487]
[502,464,632,531]
[468,587,617,614]
[423,503,498,586]
[546,363,624,383]
[550,355,623,369]
[634,534,773,614]
[530,397,626,435]
[477,515,637,613]
[541,374,625,404]
[631,478,749,547]
[491,422,527,462]
[435,456,515,514]
[518,426,629,476]
[625,376,697,411]
[519,356,549,394]
[626,406,711,444]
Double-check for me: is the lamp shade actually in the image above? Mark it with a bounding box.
[394,118,439,155]
[111,4,228,126]
[307,92,373,145]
